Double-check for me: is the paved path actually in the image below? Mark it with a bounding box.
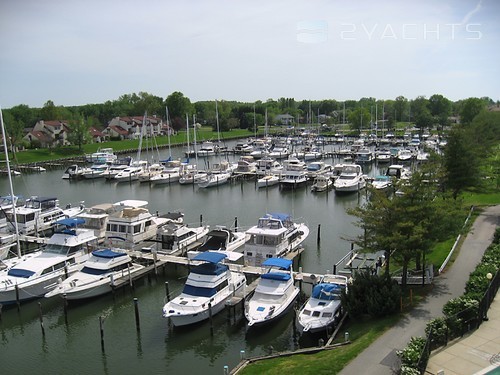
[338,205,500,375]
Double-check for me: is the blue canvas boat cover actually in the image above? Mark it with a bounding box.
[268,213,291,221]
[193,251,227,264]
[261,272,291,281]
[8,268,35,278]
[262,257,292,270]
[54,217,85,227]
[92,249,127,259]
[312,283,343,300]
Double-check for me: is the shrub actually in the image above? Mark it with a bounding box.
[397,336,427,369]
[425,317,448,349]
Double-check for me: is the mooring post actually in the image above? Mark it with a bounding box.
[208,302,214,336]
[134,298,140,331]
[200,214,203,227]
[317,223,321,243]
[165,282,170,302]
[128,265,133,288]
[0,303,2,321]
[152,250,158,276]
[15,284,20,311]
[99,316,104,351]
[333,264,337,275]
[38,302,45,336]
[63,293,68,325]
[234,217,238,231]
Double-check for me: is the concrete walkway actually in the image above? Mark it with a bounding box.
[338,205,500,375]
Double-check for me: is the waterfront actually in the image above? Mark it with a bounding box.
[0,141,387,374]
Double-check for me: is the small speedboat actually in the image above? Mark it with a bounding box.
[257,174,280,188]
[296,274,349,334]
[245,258,299,327]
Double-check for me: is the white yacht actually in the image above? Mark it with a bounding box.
[355,148,374,164]
[197,172,231,188]
[375,149,392,163]
[255,157,283,176]
[311,175,333,192]
[61,164,85,180]
[113,161,147,182]
[256,174,281,188]
[0,218,98,304]
[80,164,109,179]
[156,221,210,255]
[279,157,307,190]
[162,251,246,326]
[397,149,414,163]
[187,226,246,259]
[105,200,169,250]
[244,213,309,267]
[245,258,299,327]
[45,248,144,300]
[333,164,366,194]
[85,148,117,164]
[7,196,85,236]
[370,175,392,191]
[296,274,349,334]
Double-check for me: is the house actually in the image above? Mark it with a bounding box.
[275,114,295,126]
[106,116,162,140]
[89,127,109,143]
[23,120,70,147]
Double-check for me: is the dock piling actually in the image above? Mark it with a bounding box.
[134,298,140,331]
[99,316,105,351]
[38,302,45,336]
[63,293,68,325]
[317,224,321,243]
[165,282,170,302]
[208,302,214,336]
[15,284,20,311]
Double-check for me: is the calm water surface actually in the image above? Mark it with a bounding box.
[0,141,386,374]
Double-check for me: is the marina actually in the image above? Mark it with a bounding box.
[0,138,422,374]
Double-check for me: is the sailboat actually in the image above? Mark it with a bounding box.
[0,106,21,260]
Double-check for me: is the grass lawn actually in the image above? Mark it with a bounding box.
[238,314,400,375]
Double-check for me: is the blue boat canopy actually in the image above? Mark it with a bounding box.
[268,213,291,222]
[8,268,35,278]
[311,283,343,300]
[261,272,291,281]
[262,257,292,270]
[92,249,127,259]
[54,218,85,227]
[193,251,227,264]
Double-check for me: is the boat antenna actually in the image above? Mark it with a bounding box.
[166,106,172,160]
[0,106,21,258]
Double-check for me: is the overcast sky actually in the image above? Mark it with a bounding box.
[1,0,498,108]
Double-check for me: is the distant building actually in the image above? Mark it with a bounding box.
[89,127,109,143]
[106,116,162,140]
[23,120,70,147]
[275,114,295,125]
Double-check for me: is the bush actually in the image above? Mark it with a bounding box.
[425,317,448,349]
[342,270,402,318]
[397,336,427,369]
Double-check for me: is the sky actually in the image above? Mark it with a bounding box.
[0,0,499,108]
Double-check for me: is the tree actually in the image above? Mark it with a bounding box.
[459,97,485,124]
[67,113,91,151]
[348,107,370,134]
[411,96,433,130]
[443,126,481,199]
[428,94,451,127]
[1,111,24,153]
[394,96,408,122]
[348,170,462,288]
[165,92,193,130]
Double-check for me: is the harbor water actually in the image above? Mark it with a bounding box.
[0,140,386,374]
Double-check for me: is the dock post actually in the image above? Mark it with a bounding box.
[128,265,133,288]
[234,217,238,231]
[0,303,2,321]
[333,264,337,275]
[208,302,214,336]
[152,250,158,276]
[38,302,45,336]
[15,284,20,311]
[165,282,170,302]
[134,298,140,331]
[317,224,321,244]
[99,316,105,351]
[200,214,203,227]
[63,293,68,325]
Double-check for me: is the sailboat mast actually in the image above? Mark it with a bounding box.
[215,100,220,143]
[137,112,146,161]
[166,106,172,159]
[0,106,21,258]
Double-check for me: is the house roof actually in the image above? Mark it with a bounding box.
[26,130,52,143]
[108,125,128,136]
[43,120,68,127]
[89,127,105,137]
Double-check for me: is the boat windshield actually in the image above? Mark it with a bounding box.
[81,267,109,275]
[44,244,74,255]
[338,175,356,180]
[182,284,216,297]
